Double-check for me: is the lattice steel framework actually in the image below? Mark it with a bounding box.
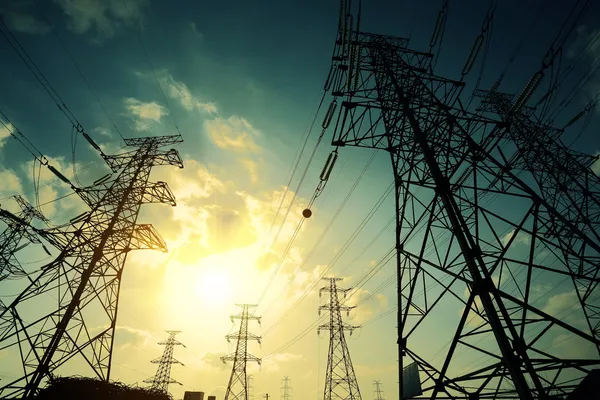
[318,277,361,400]
[281,376,292,400]
[0,195,49,281]
[0,134,183,398]
[222,304,262,400]
[373,380,384,400]
[321,1,600,398]
[144,330,185,393]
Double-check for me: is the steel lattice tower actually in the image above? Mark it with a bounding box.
[0,134,183,398]
[0,195,49,281]
[222,304,262,400]
[144,330,186,393]
[318,277,361,400]
[281,376,292,400]
[373,381,384,400]
[321,1,600,398]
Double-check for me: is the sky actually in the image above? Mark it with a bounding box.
[1,0,600,399]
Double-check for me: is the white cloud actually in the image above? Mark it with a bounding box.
[501,228,530,246]
[123,97,168,131]
[160,74,217,114]
[205,116,261,153]
[0,121,13,148]
[54,0,148,39]
[0,169,23,197]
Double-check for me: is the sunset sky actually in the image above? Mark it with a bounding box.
[1,0,600,399]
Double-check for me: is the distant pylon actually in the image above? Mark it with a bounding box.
[373,381,384,400]
[144,330,186,393]
[281,376,292,400]
[248,374,254,400]
[0,195,49,280]
[222,304,262,400]
[318,277,361,400]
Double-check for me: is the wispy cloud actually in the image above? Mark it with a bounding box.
[0,6,50,35]
[205,116,261,152]
[123,97,168,131]
[54,0,148,39]
[160,74,217,114]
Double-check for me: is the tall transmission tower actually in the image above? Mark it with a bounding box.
[222,304,262,400]
[281,376,292,400]
[373,381,384,400]
[318,277,361,400]
[144,330,186,393]
[319,0,600,398]
[0,195,49,280]
[0,134,183,398]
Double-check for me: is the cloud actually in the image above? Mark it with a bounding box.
[1,7,50,35]
[592,153,600,175]
[0,169,23,197]
[54,0,148,39]
[0,121,13,148]
[188,22,204,40]
[123,98,168,131]
[241,159,259,183]
[160,74,217,114]
[114,325,152,349]
[261,352,302,372]
[205,116,261,153]
[541,290,578,317]
[501,229,530,246]
[201,352,228,370]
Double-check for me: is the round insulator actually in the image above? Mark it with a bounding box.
[302,208,313,218]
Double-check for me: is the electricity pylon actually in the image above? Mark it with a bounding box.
[373,381,384,400]
[144,330,186,393]
[0,134,183,398]
[318,277,361,400]
[222,304,262,400]
[322,1,600,398]
[0,195,49,280]
[281,376,292,400]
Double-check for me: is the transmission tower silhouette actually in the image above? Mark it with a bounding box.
[373,381,384,400]
[0,134,183,398]
[222,304,262,400]
[319,0,600,398]
[144,330,186,393]
[0,195,49,281]
[281,376,292,400]
[318,277,361,400]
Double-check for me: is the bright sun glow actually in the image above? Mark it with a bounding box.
[197,270,233,305]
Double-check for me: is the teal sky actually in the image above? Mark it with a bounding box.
[1,1,600,399]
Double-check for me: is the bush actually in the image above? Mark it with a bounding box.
[34,376,172,400]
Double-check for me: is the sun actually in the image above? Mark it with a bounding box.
[196,270,233,305]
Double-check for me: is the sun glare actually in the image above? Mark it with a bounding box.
[197,270,233,305]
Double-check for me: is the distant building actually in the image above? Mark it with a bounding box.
[184,391,205,400]
[208,395,216,400]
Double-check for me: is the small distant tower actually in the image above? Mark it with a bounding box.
[281,377,292,400]
[144,330,186,393]
[248,375,254,400]
[222,304,262,400]
[373,381,384,400]
[318,277,361,400]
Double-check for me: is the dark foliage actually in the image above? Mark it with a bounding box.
[34,376,172,400]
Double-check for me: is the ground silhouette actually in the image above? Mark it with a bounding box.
[33,376,172,400]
